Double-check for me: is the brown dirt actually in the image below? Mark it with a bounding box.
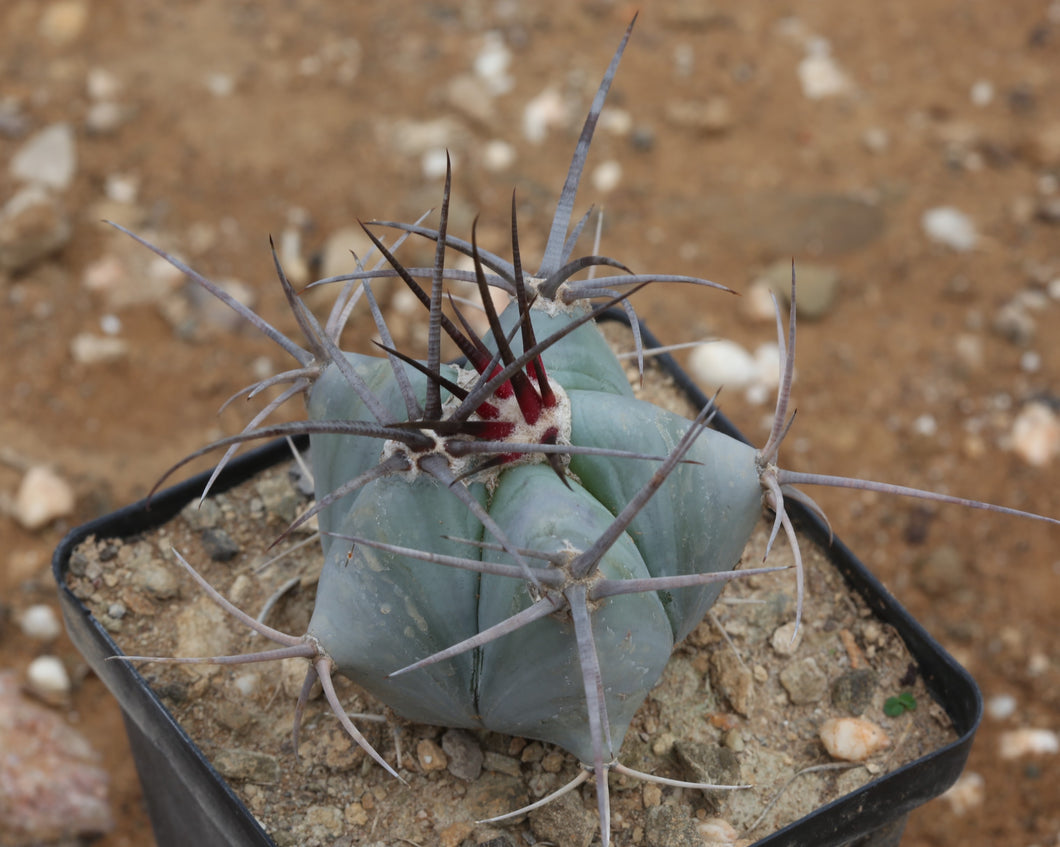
[1,2,1058,846]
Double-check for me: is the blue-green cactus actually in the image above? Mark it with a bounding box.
[116,17,1059,845]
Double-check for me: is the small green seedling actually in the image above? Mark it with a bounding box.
[884,692,919,717]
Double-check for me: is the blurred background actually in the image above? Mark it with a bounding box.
[1,2,1057,845]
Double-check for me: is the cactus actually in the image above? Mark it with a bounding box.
[113,17,1059,846]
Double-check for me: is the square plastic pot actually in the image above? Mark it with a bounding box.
[53,315,981,847]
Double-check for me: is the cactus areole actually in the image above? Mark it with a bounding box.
[116,14,1059,844]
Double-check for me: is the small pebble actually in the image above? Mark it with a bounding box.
[698,817,740,846]
[1008,402,1059,467]
[770,621,802,655]
[201,528,240,562]
[19,604,62,641]
[39,0,88,45]
[441,728,483,781]
[0,184,72,273]
[985,693,1017,720]
[482,139,515,172]
[779,657,828,705]
[969,80,994,107]
[998,728,1059,759]
[922,207,978,251]
[0,672,112,841]
[819,717,891,761]
[523,87,566,143]
[798,51,851,99]
[941,770,984,815]
[70,333,128,365]
[416,738,448,772]
[10,123,77,191]
[26,655,71,703]
[591,160,622,193]
[421,147,450,180]
[689,340,759,389]
[13,465,76,530]
[473,31,512,95]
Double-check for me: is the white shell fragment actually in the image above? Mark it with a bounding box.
[998,728,1059,759]
[819,717,891,761]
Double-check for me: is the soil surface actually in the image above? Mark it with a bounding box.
[2,2,1058,847]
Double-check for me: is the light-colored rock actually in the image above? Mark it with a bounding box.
[758,259,840,319]
[998,728,1059,758]
[941,770,984,815]
[1008,402,1059,467]
[474,31,513,95]
[689,339,759,389]
[798,50,851,99]
[0,671,112,842]
[482,139,516,172]
[70,332,128,364]
[0,184,72,272]
[523,87,567,143]
[38,0,88,46]
[819,717,891,761]
[26,655,71,704]
[922,206,978,251]
[591,160,622,193]
[416,738,448,772]
[10,123,77,190]
[985,693,1017,720]
[13,465,75,530]
[18,604,62,641]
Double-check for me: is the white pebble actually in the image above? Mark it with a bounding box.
[421,147,451,181]
[19,604,62,641]
[986,693,1017,720]
[205,72,235,97]
[99,313,122,335]
[970,79,994,107]
[232,673,261,697]
[797,53,851,99]
[752,343,782,389]
[922,206,978,251]
[27,655,71,699]
[862,127,889,154]
[86,67,122,100]
[819,717,891,761]
[1008,402,1060,467]
[771,622,802,655]
[482,139,515,172]
[104,173,139,204]
[940,771,984,815]
[591,160,622,194]
[912,413,938,437]
[523,88,567,144]
[13,466,75,530]
[999,728,1059,759]
[70,332,128,365]
[473,31,512,95]
[1019,350,1041,373]
[10,122,77,191]
[689,339,759,389]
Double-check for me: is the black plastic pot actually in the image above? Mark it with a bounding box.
[53,317,981,847]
